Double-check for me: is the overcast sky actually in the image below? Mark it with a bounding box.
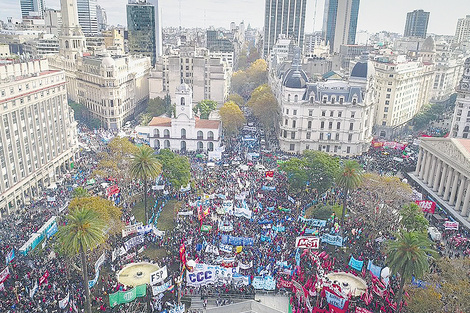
[1,0,467,35]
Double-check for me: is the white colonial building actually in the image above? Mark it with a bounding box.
[451,57,470,138]
[136,83,221,152]
[273,48,375,156]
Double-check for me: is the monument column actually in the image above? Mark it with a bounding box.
[438,163,448,196]
[449,172,461,205]
[444,167,454,201]
[433,159,442,191]
[455,176,467,212]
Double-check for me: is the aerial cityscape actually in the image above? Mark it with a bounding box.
[0,0,469,312]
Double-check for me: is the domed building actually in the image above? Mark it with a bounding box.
[276,48,375,156]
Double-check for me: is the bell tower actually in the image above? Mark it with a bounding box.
[59,0,86,60]
[175,82,193,119]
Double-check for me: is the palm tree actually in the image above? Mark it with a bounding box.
[336,160,363,229]
[387,231,436,312]
[58,207,106,313]
[72,186,89,198]
[129,145,162,223]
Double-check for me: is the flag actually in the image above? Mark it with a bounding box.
[166,284,175,293]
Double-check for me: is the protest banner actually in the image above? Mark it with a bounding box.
[444,221,459,230]
[152,279,172,295]
[234,206,252,219]
[39,270,49,285]
[273,225,286,232]
[0,266,10,283]
[169,304,185,313]
[59,292,70,309]
[177,211,193,216]
[321,234,343,247]
[295,236,320,249]
[298,216,327,227]
[252,276,276,290]
[415,200,436,214]
[109,284,147,307]
[150,266,168,285]
[218,221,233,232]
[356,308,373,313]
[201,225,212,232]
[121,222,143,238]
[325,289,347,310]
[46,222,58,239]
[124,234,144,251]
[94,252,106,273]
[238,261,253,270]
[367,260,382,278]
[221,234,254,246]
[348,256,364,271]
[219,243,232,253]
[5,249,15,265]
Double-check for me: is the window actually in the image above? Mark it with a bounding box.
[338,111,342,117]
[334,146,338,153]
[384,107,389,112]
[181,128,186,138]
[292,120,296,128]
[322,111,326,116]
[288,94,291,102]
[285,119,288,125]
[306,145,310,150]
[337,122,341,129]
[306,132,311,139]
[351,111,355,118]
[323,97,327,103]
[349,123,354,131]
[331,97,335,104]
[383,114,388,119]
[181,97,185,105]
[319,133,324,140]
[320,121,324,129]
[197,130,203,139]
[286,109,289,115]
[328,122,333,129]
[386,94,391,99]
[382,121,387,126]
[283,130,287,138]
[352,98,357,105]
[335,133,339,140]
[347,146,351,153]
[330,111,334,117]
[307,121,312,129]
[387,88,391,92]
[309,110,313,116]
[310,97,314,103]
[294,95,298,102]
[291,132,295,139]
[289,144,295,151]
[385,100,390,105]
[348,134,352,142]
[339,98,344,104]
[293,109,297,115]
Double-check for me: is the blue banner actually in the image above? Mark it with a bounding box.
[272,225,285,232]
[88,269,100,289]
[5,248,15,265]
[258,219,273,225]
[298,216,327,227]
[261,186,276,191]
[348,256,364,271]
[221,234,254,246]
[260,235,271,242]
[304,228,319,235]
[321,234,343,247]
[367,260,382,278]
[252,276,276,290]
[295,248,300,266]
[325,290,346,309]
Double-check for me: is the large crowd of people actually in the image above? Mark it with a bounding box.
[0,123,468,313]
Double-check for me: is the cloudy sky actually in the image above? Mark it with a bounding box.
[1,0,466,35]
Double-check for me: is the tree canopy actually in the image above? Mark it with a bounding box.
[219,100,246,138]
[231,59,268,100]
[280,150,340,195]
[146,95,172,118]
[193,99,218,119]
[93,137,139,181]
[227,93,245,107]
[156,149,191,190]
[246,84,279,135]
[400,202,429,233]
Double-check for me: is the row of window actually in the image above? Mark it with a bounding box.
[288,143,352,154]
[0,74,64,98]
[281,130,355,142]
[154,140,215,151]
[284,108,357,118]
[152,129,215,140]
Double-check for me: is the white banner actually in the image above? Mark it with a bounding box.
[177,211,193,216]
[205,244,219,255]
[94,252,106,273]
[150,266,168,285]
[444,221,459,230]
[238,260,253,270]
[295,236,320,249]
[0,266,10,283]
[59,292,70,309]
[123,234,144,251]
[219,243,233,253]
[30,280,38,298]
[234,206,252,219]
[122,222,143,238]
[152,279,172,295]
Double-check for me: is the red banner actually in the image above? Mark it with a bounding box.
[355,307,373,313]
[265,171,274,178]
[107,185,120,197]
[0,267,10,283]
[295,236,320,249]
[444,221,459,230]
[415,200,436,214]
[277,277,293,289]
[39,270,49,285]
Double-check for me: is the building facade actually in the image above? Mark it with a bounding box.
[136,83,222,152]
[77,0,99,35]
[322,0,360,53]
[371,51,434,138]
[127,0,161,66]
[454,15,470,44]
[0,59,78,217]
[450,58,470,138]
[149,48,231,105]
[274,49,374,156]
[20,0,45,18]
[96,5,107,31]
[404,9,429,38]
[411,138,470,226]
[263,0,307,57]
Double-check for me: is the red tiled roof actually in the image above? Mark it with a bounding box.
[148,117,172,127]
[195,119,220,129]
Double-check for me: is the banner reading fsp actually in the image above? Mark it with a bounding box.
[109,284,147,307]
[150,266,168,285]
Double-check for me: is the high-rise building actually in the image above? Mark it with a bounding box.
[323,0,360,53]
[20,0,45,18]
[404,9,429,38]
[454,15,470,44]
[96,5,107,31]
[77,0,99,35]
[263,0,307,57]
[450,58,470,138]
[44,9,62,36]
[0,59,79,217]
[127,0,162,66]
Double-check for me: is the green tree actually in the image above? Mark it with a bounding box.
[93,137,139,181]
[58,207,106,313]
[146,96,172,117]
[156,149,191,191]
[280,151,340,195]
[386,231,436,312]
[72,187,89,198]
[231,58,268,100]
[227,93,245,107]
[400,202,429,233]
[335,160,363,228]
[129,145,162,222]
[68,196,123,236]
[193,99,218,119]
[68,101,101,129]
[246,84,279,138]
[219,101,246,138]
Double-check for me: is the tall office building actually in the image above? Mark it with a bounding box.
[77,0,99,35]
[20,0,45,18]
[96,5,107,31]
[0,59,78,217]
[263,0,307,57]
[454,15,470,44]
[322,0,360,53]
[127,0,162,66]
[404,9,429,38]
